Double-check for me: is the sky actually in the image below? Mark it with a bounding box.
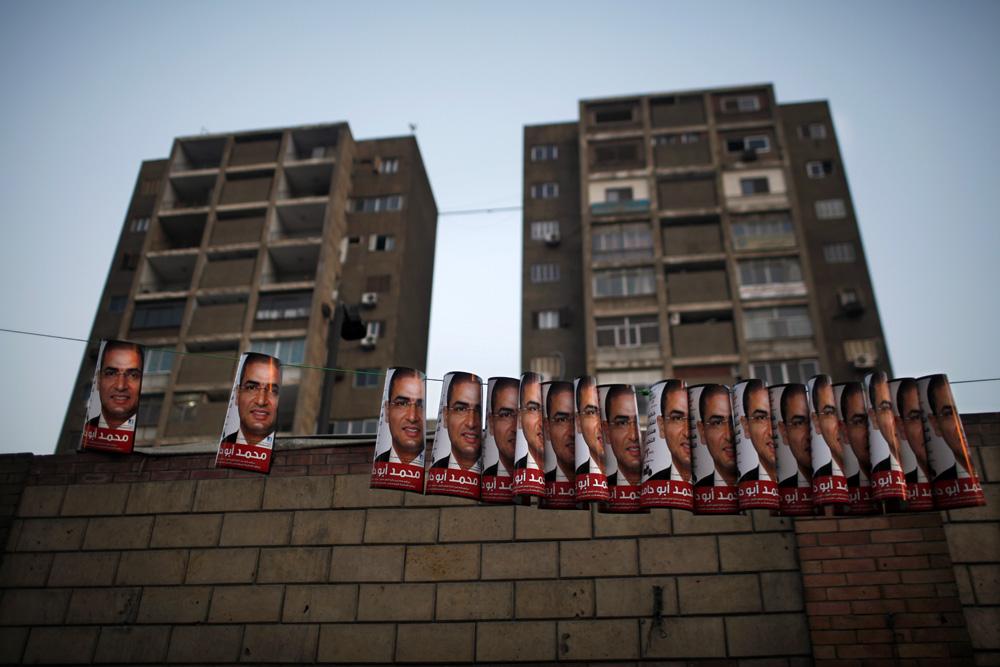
[1,0,998,456]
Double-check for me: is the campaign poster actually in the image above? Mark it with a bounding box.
[689,384,739,515]
[215,352,282,474]
[733,379,779,511]
[512,372,545,500]
[889,378,934,511]
[480,377,519,503]
[770,383,815,515]
[806,375,850,509]
[864,371,908,504]
[81,340,145,454]
[573,376,609,504]
[539,381,578,509]
[598,384,643,513]
[640,379,694,511]
[917,374,985,509]
[834,382,877,515]
[370,367,426,493]
[425,372,483,500]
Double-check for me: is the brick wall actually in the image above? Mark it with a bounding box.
[0,414,995,665]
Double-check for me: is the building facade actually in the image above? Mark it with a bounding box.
[523,84,889,408]
[56,123,436,453]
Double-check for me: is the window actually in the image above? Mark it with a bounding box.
[369,235,395,252]
[535,310,561,330]
[750,359,820,385]
[844,339,879,362]
[731,219,795,250]
[721,95,760,113]
[140,180,161,196]
[256,292,311,320]
[131,217,151,232]
[743,306,813,340]
[144,348,175,374]
[815,199,846,219]
[120,253,140,271]
[379,158,399,174]
[366,321,385,338]
[530,145,558,161]
[331,418,379,435]
[738,257,803,287]
[823,242,856,263]
[605,187,633,202]
[351,194,403,213]
[366,274,391,292]
[806,160,835,178]
[170,393,201,423]
[592,222,653,262]
[593,106,635,124]
[593,267,656,298]
[530,220,559,240]
[136,394,163,427]
[798,123,827,140]
[530,355,563,382]
[250,338,306,365]
[725,136,770,154]
[531,183,559,199]
[530,263,560,283]
[595,315,660,348]
[109,296,128,312]
[652,133,701,145]
[740,177,770,195]
[131,301,185,329]
[353,369,382,389]
[838,288,861,309]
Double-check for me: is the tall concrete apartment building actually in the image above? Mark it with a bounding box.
[522,84,890,407]
[56,123,436,453]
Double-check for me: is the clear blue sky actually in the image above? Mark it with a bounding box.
[1,0,998,456]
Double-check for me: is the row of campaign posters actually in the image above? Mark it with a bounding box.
[82,341,281,474]
[371,367,985,513]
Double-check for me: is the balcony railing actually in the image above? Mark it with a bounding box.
[590,199,650,216]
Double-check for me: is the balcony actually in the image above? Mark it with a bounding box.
[260,243,320,286]
[666,268,730,304]
[228,133,281,168]
[218,170,273,207]
[188,294,248,336]
[209,208,266,247]
[277,162,333,201]
[590,199,650,216]
[138,252,197,294]
[171,137,225,173]
[176,341,239,386]
[269,201,326,241]
[161,173,216,212]
[149,212,206,251]
[199,253,256,290]
[286,126,339,163]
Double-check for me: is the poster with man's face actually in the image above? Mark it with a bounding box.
[512,372,545,500]
[889,378,933,511]
[371,367,426,493]
[573,375,609,504]
[917,374,984,509]
[425,371,483,500]
[480,376,519,503]
[639,379,693,511]
[688,384,738,515]
[597,384,642,513]
[216,352,282,474]
[806,374,849,508]
[770,383,815,516]
[834,382,877,515]
[732,379,779,511]
[539,381,578,509]
[864,371,907,503]
[82,340,145,454]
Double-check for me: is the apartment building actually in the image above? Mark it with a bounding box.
[56,123,436,452]
[522,84,889,410]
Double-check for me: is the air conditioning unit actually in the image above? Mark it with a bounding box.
[852,353,878,369]
[669,312,681,326]
[361,292,378,308]
[544,231,561,247]
[360,335,377,350]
